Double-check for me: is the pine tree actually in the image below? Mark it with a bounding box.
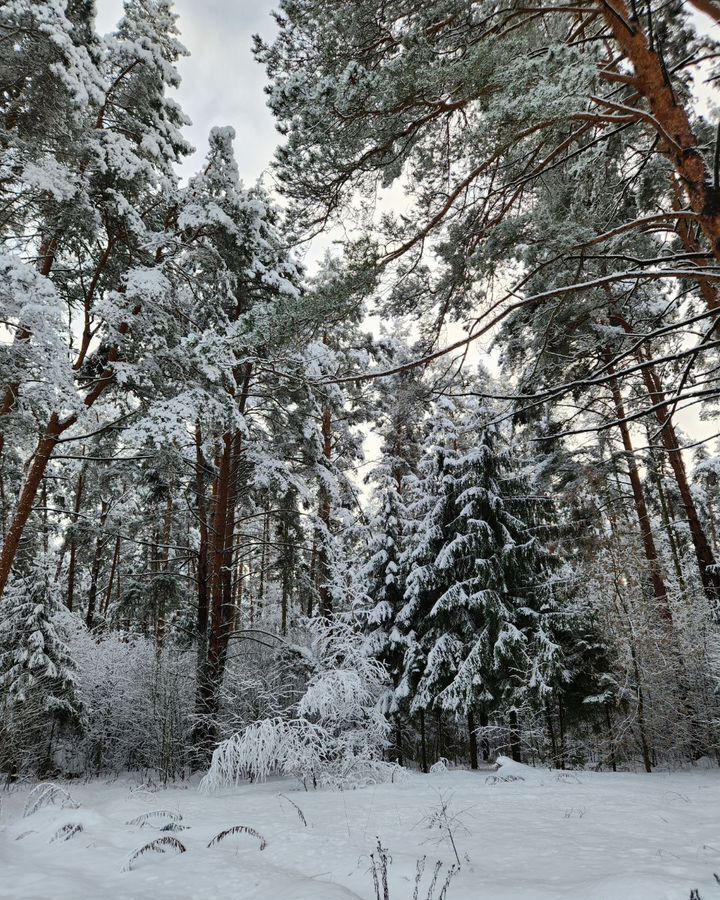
[0,0,194,597]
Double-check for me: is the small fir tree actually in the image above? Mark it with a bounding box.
[0,554,83,773]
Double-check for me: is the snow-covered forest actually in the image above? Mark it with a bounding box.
[2,1,720,897]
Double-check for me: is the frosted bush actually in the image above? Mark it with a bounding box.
[201,717,325,788]
[65,626,193,778]
[202,619,396,790]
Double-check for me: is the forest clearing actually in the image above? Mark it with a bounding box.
[3,759,720,900]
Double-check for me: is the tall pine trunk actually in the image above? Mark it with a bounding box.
[86,499,109,628]
[193,366,252,756]
[599,1,720,263]
[0,413,65,597]
[508,709,522,763]
[604,356,671,620]
[638,355,720,605]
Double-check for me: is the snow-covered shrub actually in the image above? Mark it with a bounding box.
[202,619,395,790]
[215,636,297,737]
[429,758,449,775]
[203,716,323,786]
[65,626,194,778]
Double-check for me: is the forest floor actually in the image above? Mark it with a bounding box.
[1,757,719,899]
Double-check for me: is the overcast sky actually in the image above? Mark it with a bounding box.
[96,0,280,183]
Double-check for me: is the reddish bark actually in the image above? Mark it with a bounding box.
[640,358,720,605]
[686,0,720,26]
[193,365,253,752]
[604,354,671,621]
[0,414,65,596]
[599,1,720,261]
[0,300,143,599]
[194,423,210,665]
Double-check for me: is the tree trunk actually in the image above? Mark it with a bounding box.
[508,709,522,763]
[100,534,121,620]
[394,720,403,767]
[0,413,65,597]
[232,554,243,631]
[193,366,252,756]
[307,539,317,617]
[468,709,479,770]
[317,403,333,617]
[204,433,233,724]
[605,357,671,619]
[599,1,720,263]
[86,499,109,628]
[155,493,173,652]
[638,357,720,606]
[194,422,210,664]
[258,503,269,617]
[687,0,720,25]
[605,705,618,773]
[646,435,687,593]
[631,643,653,774]
[66,466,86,612]
[0,298,143,600]
[545,703,559,769]
[478,708,490,762]
[281,526,290,636]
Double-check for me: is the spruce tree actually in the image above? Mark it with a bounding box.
[397,392,561,762]
[361,366,426,761]
[0,554,83,773]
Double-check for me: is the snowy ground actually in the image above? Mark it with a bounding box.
[1,759,719,899]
